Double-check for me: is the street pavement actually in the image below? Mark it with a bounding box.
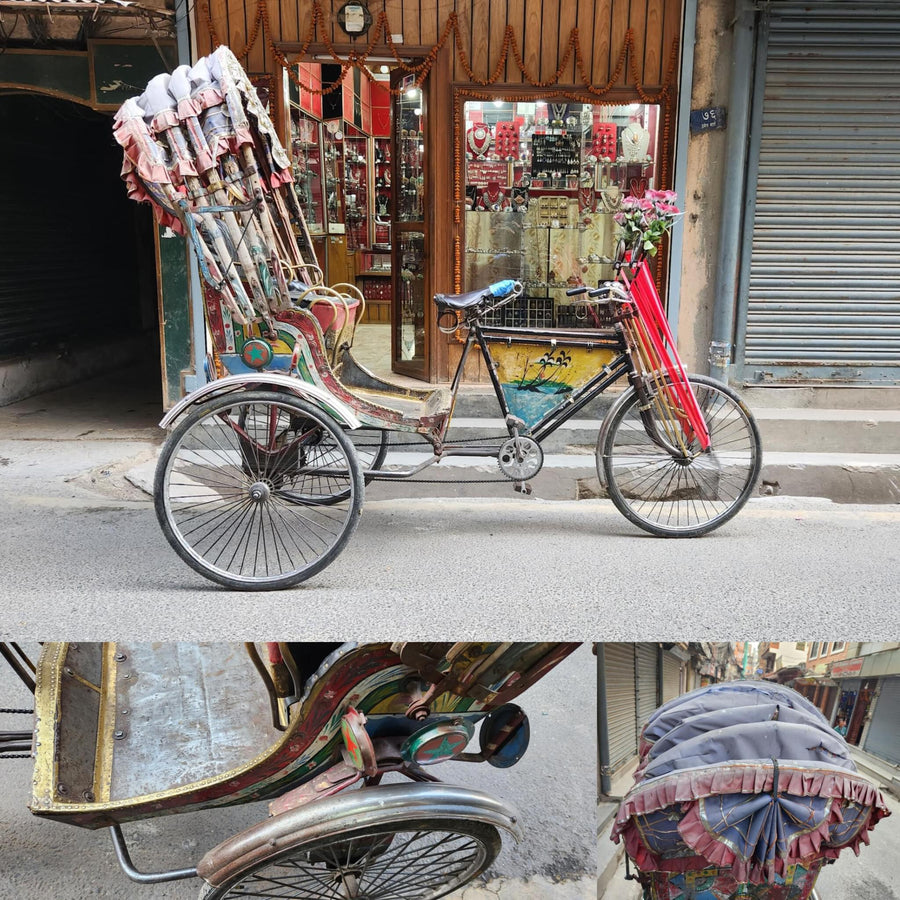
[0,643,595,899]
[0,438,897,638]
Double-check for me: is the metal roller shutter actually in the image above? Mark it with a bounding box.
[863,677,900,765]
[635,644,659,740]
[743,3,900,383]
[662,653,682,703]
[604,643,637,771]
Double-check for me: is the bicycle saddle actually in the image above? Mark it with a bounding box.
[433,279,517,310]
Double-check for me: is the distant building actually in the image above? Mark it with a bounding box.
[794,642,900,768]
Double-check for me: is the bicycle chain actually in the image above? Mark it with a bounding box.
[0,708,33,715]
[0,754,32,759]
[367,434,517,482]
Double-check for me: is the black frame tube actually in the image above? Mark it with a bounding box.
[0,643,36,693]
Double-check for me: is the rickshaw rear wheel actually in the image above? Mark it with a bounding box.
[197,817,501,900]
[155,390,364,590]
[599,374,762,537]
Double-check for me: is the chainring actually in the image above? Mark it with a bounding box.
[497,436,544,480]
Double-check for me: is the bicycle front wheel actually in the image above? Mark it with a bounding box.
[197,818,502,900]
[155,390,364,589]
[598,375,762,537]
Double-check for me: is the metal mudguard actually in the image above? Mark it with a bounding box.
[196,782,522,887]
[159,373,362,430]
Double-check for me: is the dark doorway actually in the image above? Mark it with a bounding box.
[0,93,159,401]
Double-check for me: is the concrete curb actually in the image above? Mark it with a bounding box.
[125,448,900,504]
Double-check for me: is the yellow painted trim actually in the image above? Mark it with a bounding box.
[92,644,119,803]
[31,643,67,808]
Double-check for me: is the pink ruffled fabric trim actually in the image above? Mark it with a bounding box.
[176,96,205,120]
[113,115,171,186]
[192,86,224,111]
[611,762,889,882]
[149,107,179,134]
[269,167,293,187]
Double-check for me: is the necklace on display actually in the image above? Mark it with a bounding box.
[466,124,492,159]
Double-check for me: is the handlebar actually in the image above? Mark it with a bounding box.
[565,285,607,298]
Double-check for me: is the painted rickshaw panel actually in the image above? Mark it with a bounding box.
[30,642,575,829]
[482,332,618,430]
[639,862,824,900]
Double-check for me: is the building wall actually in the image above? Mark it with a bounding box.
[196,0,682,89]
[195,0,684,380]
[675,0,732,373]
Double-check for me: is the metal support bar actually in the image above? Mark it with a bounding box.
[109,825,198,884]
[596,644,612,797]
[0,643,36,693]
[710,0,758,382]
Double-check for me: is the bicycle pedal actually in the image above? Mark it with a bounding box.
[514,480,533,496]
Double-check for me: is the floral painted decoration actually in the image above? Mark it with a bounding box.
[614,189,681,256]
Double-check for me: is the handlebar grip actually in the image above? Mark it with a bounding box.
[565,286,587,296]
[587,287,607,298]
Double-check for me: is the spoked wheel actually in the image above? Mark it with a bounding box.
[599,375,762,537]
[155,390,364,589]
[198,818,501,900]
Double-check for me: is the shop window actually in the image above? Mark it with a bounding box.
[463,99,660,328]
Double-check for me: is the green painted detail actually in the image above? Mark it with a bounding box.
[157,225,193,407]
[91,42,177,107]
[0,51,90,102]
[341,718,365,770]
[241,339,273,369]
[401,721,475,766]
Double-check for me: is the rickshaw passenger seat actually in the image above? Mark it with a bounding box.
[34,643,286,808]
[283,642,343,694]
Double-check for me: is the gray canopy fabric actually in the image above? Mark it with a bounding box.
[612,682,890,887]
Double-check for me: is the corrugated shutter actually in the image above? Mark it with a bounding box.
[662,653,682,703]
[863,677,900,765]
[744,3,900,383]
[635,644,659,740]
[604,643,637,771]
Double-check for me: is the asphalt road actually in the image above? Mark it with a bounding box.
[0,643,595,899]
[0,436,897,638]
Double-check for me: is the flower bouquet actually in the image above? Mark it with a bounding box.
[614,189,681,257]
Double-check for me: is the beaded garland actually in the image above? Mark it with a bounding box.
[199,0,681,312]
[200,0,680,109]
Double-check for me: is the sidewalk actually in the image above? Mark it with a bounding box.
[3,360,899,504]
[851,746,900,799]
[597,761,641,899]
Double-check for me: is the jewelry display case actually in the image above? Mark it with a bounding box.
[342,124,370,251]
[463,99,660,327]
[322,121,345,234]
[289,110,325,235]
[392,78,427,377]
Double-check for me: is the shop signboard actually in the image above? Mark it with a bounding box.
[832,657,864,678]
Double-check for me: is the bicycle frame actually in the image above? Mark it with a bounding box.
[365,275,704,482]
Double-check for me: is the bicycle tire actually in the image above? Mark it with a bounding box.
[599,374,762,537]
[197,817,502,900]
[155,390,364,589]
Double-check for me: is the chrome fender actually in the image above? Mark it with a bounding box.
[196,782,522,888]
[159,373,362,430]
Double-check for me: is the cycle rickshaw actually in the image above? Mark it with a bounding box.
[0,640,579,898]
[610,681,890,899]
[115,47,763,590]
